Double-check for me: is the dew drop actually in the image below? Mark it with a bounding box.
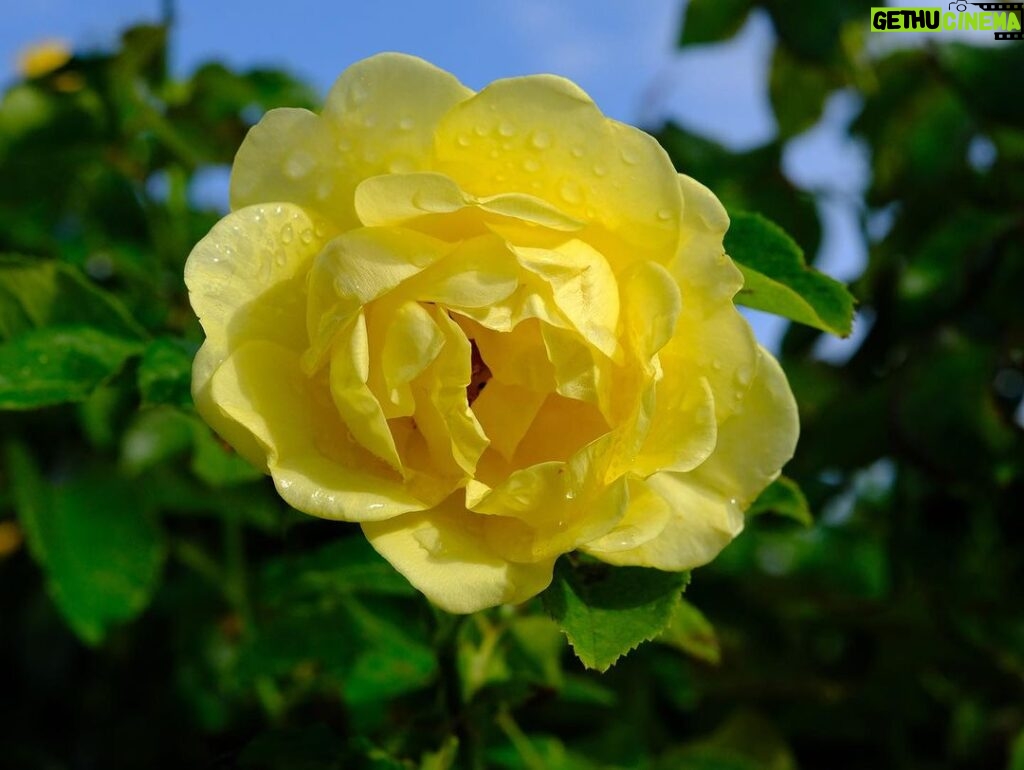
[495,173,508,183]
[498,121,515,137]
[488,148,500,159]
[398,116,415,131]
[273,204,284,217]
[559,181,582,205]
[570,146,584,158]
[736,365,753,386]
[620,147,639,165]
[711,359,723,371]
[337,137,352,152]
[285,152,314,180]
[347,83,369,107]
[281,224,294,244]
[300,228,314,244]
[530,130,551,149]
[316,178,334,200]
[473,124,489,136]
[363,114,378,128]
[657,208,672,221]
[389,157,415,173]
[522,158,540,172]
[592,163,608,177]
[456,133,471,147]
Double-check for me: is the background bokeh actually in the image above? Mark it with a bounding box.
[1,1,1022,769]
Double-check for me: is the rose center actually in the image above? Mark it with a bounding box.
[467,340,492,405]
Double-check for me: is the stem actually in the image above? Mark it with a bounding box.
[495,709,545,770]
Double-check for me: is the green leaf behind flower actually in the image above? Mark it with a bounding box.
[6,442,165,644]
[747,476,813,526]
[542,558,690,672]
[725,211,855,337]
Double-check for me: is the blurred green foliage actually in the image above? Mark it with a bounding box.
[0,5,1022,769]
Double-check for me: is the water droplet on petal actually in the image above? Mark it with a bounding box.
[570,146,584,158]
[657,208,673,220]
[285,152,314,180]
[389,157,415,173]
[300,228,314,244]
[337,137,352,152]
[456,133,471,147]
[488,149,500,159]
[363,114,378,128]
[522,158,540,172]
[559,181,582,205]
[736,365,753,386]
[593,163,607,177]
[474,124,489,136]
[498,121,515,137]
[711,359,723,371]
[620,147,639,165]
[398,116,415,130]
[281,224,294,244]
[530,130,551,149]
[348,83,369,107]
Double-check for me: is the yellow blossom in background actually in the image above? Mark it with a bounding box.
[16,39,72,79]
[185,53,799,613]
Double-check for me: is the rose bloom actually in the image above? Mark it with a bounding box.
[186,54,798,613]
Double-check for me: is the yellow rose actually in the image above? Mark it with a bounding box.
[185,53,799,613]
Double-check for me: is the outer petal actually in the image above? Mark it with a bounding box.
[186,202,337,354]
[591,473,744,570]
[362,501,556,613]
[433,74,682,266]
[231,53,473,227]
[186,203,337,468]
[690,347,800,508]
[591,347,799,569]
[207,340,427,521]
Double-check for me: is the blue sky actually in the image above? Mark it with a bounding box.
[1,1,870,353]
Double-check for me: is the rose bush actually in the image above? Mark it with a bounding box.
[185,53,799,613]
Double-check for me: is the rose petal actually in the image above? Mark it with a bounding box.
[362,502,556,614]
[232,53,472,227]
[433,74,682,266]
[207,340,426,521]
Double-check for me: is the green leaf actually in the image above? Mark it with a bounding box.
[0,255,145,341]
[6,443,165,644]
[1009,728,1024,770]
[259,536,417,604]
[0,326,144,410]
[137,337,195,407]
[680,0,754,46]
[657,711,797,770]
[238,725,344,770]
[121,406,262,486]
[726,211,854,337]
[747,477,813,526]
[457,614,564,702]
[769,48,837,138]
[542,558,690,672]
[656,598,721,665]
